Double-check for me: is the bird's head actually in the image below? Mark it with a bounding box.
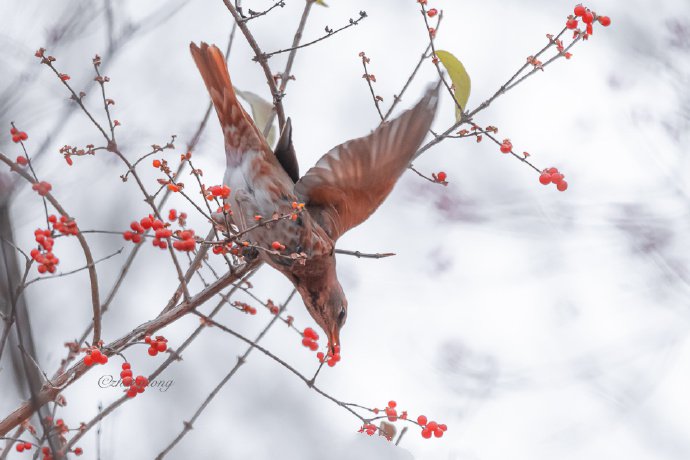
[298,276,348,356]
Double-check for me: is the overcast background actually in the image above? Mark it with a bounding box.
[1,0,690,459]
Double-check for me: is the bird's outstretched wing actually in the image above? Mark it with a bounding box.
[295,85,439,241]
[189,42,269,165]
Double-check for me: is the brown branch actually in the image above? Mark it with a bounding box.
[0,153,103,346]
[0,259,259,437]
[59,269,260,454]
[263,0,315,135]
[221,0,286,129]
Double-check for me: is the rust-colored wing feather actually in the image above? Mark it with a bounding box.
[295,85,439,241]
[189,42,268,163]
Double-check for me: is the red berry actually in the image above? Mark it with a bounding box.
[539,173,551,185]
[582,10,594,24]
[122,362,131,370]
[598,15,611,27]
[74,447,83,456]
[566,18,578,29]
[126,388,137,398]
[10,127,18,135]
[148,347,158,356]
[421,428,432,439]
[427,8,438,17]
[16,444,24,452]
[388,400,397,408]
[500,140,512,154]
[152,159,161,168]
[586,23,593,35]
[23,442,32,449]
[547,167,559,174]
[417,415,427,425]
[438,424,447,431]
[557,180,568,192]
[135,375,147,386]
[437,171,447,182]
[16,156,28,166]
[11,134,20,143]
[550,173,564,183]
[574,4,585,16]
[156,341,167,352]
[122,376,133,387]
[434,428,444,438]
[271,241,283,251]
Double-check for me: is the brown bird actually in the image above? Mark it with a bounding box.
[190,42,438,356]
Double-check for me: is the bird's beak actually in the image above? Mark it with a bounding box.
[328,326,340,356]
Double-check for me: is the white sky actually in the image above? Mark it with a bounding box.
[2,0,690,459]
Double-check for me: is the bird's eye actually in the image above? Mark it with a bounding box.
[337,307,347,326]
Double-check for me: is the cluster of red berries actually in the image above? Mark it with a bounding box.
[123,214,176,249]
[206,185,231,200]
[32,181,52,196]
[49,214,78,236]
[83,347,108,366]
[539,167,568,191]
[417,415,447,439]
[301,327,319,351]
[10,127,28,143]
[144,335,168,356]
[359,423,377,436]
[271,241,286,251]
[566,4,611,36]
[31,229,58,274]
[15,441,33,453]
[316,344,341,367]
[173,229,196,252]
[120,363,149,398]
[212,243,233,255]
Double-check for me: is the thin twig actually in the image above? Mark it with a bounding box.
[334,249,395,259]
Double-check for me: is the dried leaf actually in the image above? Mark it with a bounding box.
[315,0,328,6]
[435,50,471,120]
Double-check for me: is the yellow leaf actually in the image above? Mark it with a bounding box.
[435,50,471,120]
[315,0,328,6]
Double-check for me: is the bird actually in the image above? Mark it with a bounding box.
[190,42,438,358]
